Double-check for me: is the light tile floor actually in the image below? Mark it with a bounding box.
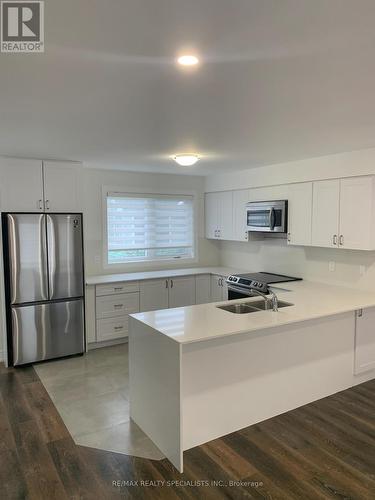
[34,344,164,460]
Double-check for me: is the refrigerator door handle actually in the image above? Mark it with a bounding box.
[46,214,56,299]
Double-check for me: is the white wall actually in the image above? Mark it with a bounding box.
[83,167,220,276]
[205,148,375,291]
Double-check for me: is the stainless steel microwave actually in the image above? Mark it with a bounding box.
[246,200,288,233]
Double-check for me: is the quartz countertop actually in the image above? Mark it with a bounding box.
[86,267,243,285]
[130,280,375,345]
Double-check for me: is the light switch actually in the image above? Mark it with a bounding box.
[329,261,335,272]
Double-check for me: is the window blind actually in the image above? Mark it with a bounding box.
[107,193,194,263]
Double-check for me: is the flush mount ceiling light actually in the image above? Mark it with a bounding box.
[173,154,200,166]
[177,55,200,66]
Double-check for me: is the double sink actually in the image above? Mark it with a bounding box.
[217,300,293,314]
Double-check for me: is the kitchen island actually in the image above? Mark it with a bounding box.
[129,280,375,472]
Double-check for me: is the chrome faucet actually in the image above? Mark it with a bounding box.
[249,288,279,312]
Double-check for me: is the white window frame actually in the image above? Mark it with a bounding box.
[102,186,199,270]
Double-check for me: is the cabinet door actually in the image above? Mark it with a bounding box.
[139,279,169,312]
[233,189,250,241]
[0,158,43,212]
[205,192,219,239]
[221,277,228,300]
[168,276,196,308]
[43,161,81,212]
[354,308,375,374]
[339,177,374,250]
[211,275,224,302]
[218,191,234,240]
[288,183,313,246]
[311,179,340,248]
[195,274,211,304]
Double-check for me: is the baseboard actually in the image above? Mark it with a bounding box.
[88,338,128,351]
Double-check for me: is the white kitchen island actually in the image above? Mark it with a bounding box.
[129,281,375,472]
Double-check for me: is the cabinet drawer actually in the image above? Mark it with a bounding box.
[97,317,129,341]
[96,281,139,297]
[96,292,139,319]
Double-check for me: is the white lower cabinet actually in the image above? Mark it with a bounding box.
[168,276,196,308]
[195,274,211,304]
[140,279,169,312]
[211,275,228,301]
[95,281,140,342]
[354,308,375,375]
[96,292,139,320]
[92,273,229,344]
[97,317,130,341]
[140,276,195,311]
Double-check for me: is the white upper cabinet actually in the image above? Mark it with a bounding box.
[311,176,375,250]
[204,191,234,240]
[312,179,340,248]
[233,189,250,241]
[168,276,196,308]
[43,161,82,212]
[0,157,82,213]
[0,158,44,212]
[205,192,219,239]
[287,183,313,246]
[339,176,374,250]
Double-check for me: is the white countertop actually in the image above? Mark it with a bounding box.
[86,267,242,285]
[130,280,375,345]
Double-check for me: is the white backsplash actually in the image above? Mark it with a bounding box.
[219,238,375,291]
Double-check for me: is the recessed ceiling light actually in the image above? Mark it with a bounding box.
[173,154,200,166]
[177,55,199,66]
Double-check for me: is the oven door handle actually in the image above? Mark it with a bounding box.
[269,207,276,230]
[227,284,255,297]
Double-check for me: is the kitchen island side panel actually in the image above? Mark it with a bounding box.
[129,317,183,471]
[181,312,371,451]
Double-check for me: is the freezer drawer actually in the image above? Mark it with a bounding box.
[5,214,49,304]
[11,299,84,365]
[47,214,84,300]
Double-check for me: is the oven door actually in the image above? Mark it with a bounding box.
[227,284,255,300]
[246,200,287,233]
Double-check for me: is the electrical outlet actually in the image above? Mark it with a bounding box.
[360,265,366,276]
[329,261,335,272]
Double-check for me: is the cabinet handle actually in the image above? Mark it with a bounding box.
[45,199,50,210]
[114,304,124,308]
[287,232,291,242]
[170,279,173,288]
[114,326,124,331]
[339,235,344,246]
[165,279,169,288]
[245,231,248,240]
[356,309,363,318]
[219,278,223,287]
[333,234,338,246]
[114,287,123,291]
[38,199,43,210]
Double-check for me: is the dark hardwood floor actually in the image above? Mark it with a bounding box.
[0,362,374,500]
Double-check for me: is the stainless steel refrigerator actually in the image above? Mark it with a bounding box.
[2,213,85,366]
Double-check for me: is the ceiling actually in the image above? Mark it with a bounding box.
[2,0,375,175]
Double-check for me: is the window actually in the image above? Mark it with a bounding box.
[106,193,195,264]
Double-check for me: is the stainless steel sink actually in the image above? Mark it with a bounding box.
[217,300,293,314]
